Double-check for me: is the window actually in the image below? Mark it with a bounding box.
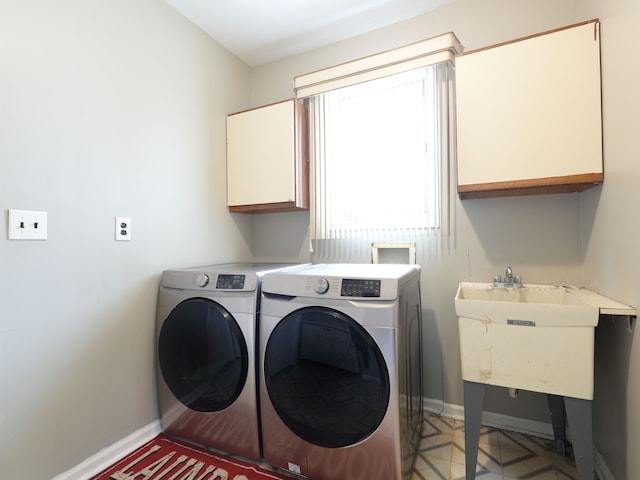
[295,34,460,259]
[310,65,451,239]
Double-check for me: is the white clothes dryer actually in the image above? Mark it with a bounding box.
[155,262,303,459]
[258,263,423,480]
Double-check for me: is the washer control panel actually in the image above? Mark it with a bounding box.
[161,263,303,293]
[216,274,246,289]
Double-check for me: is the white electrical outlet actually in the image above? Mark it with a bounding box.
[8,209,48,240]
[115,217,131,241]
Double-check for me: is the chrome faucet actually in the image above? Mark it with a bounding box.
[505,266,513,282]
[493,266,522,288]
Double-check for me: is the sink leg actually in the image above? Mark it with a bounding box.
[565,397,594,480]
[547,394,568,456]
[463,381,486,480]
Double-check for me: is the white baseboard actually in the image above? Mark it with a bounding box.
[425,398,614,479]
[424,399,552,438]
[594,448,615,480]
[423,397,445,415]
[52,420,161,480]
[447,402,554,438]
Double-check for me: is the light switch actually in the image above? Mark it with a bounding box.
[7,209,48,240]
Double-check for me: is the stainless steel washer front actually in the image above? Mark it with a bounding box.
[155,263,302,459]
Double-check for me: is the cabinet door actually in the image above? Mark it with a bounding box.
[227,99,308,213]
[456,20,603,199]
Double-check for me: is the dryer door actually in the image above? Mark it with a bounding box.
[158,297,248,412]
[264,306,390,448]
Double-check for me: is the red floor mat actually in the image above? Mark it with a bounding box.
[91,433,290,480]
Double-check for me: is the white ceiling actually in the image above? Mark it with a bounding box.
[164,0,453,67]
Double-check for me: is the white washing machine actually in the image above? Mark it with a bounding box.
[258,263,423,480]
[155,262,304,459]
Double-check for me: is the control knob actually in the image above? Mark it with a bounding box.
[314,277,330,294]
[196,273,210,287]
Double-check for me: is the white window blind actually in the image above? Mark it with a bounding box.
[298,34,460,261]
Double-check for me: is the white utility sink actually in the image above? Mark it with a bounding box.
[455,282,635,399]
[455,283,600,327]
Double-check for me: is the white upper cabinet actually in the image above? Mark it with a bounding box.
[455,20,603,199]
[227,99,308,213]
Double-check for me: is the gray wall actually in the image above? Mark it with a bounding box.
[579,0,640,478]
[1,1,255,478]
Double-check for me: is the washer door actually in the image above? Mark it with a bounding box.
[264,306,390,448]
[158,297,248,412]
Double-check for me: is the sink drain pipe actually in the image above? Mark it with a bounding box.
[508,388,519,398]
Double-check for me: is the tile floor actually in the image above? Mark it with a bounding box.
[229,411,587,480]
[413,413,586,480]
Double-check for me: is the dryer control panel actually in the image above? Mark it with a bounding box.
[268,275,398,300]
[312,277,382,297]
[341,279,381,297]
[261,263,420,301]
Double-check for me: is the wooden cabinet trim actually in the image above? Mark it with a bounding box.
[228,201,308,214]
[457,172,603,199]
[292,99,309,210]
[456,19,599,59]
